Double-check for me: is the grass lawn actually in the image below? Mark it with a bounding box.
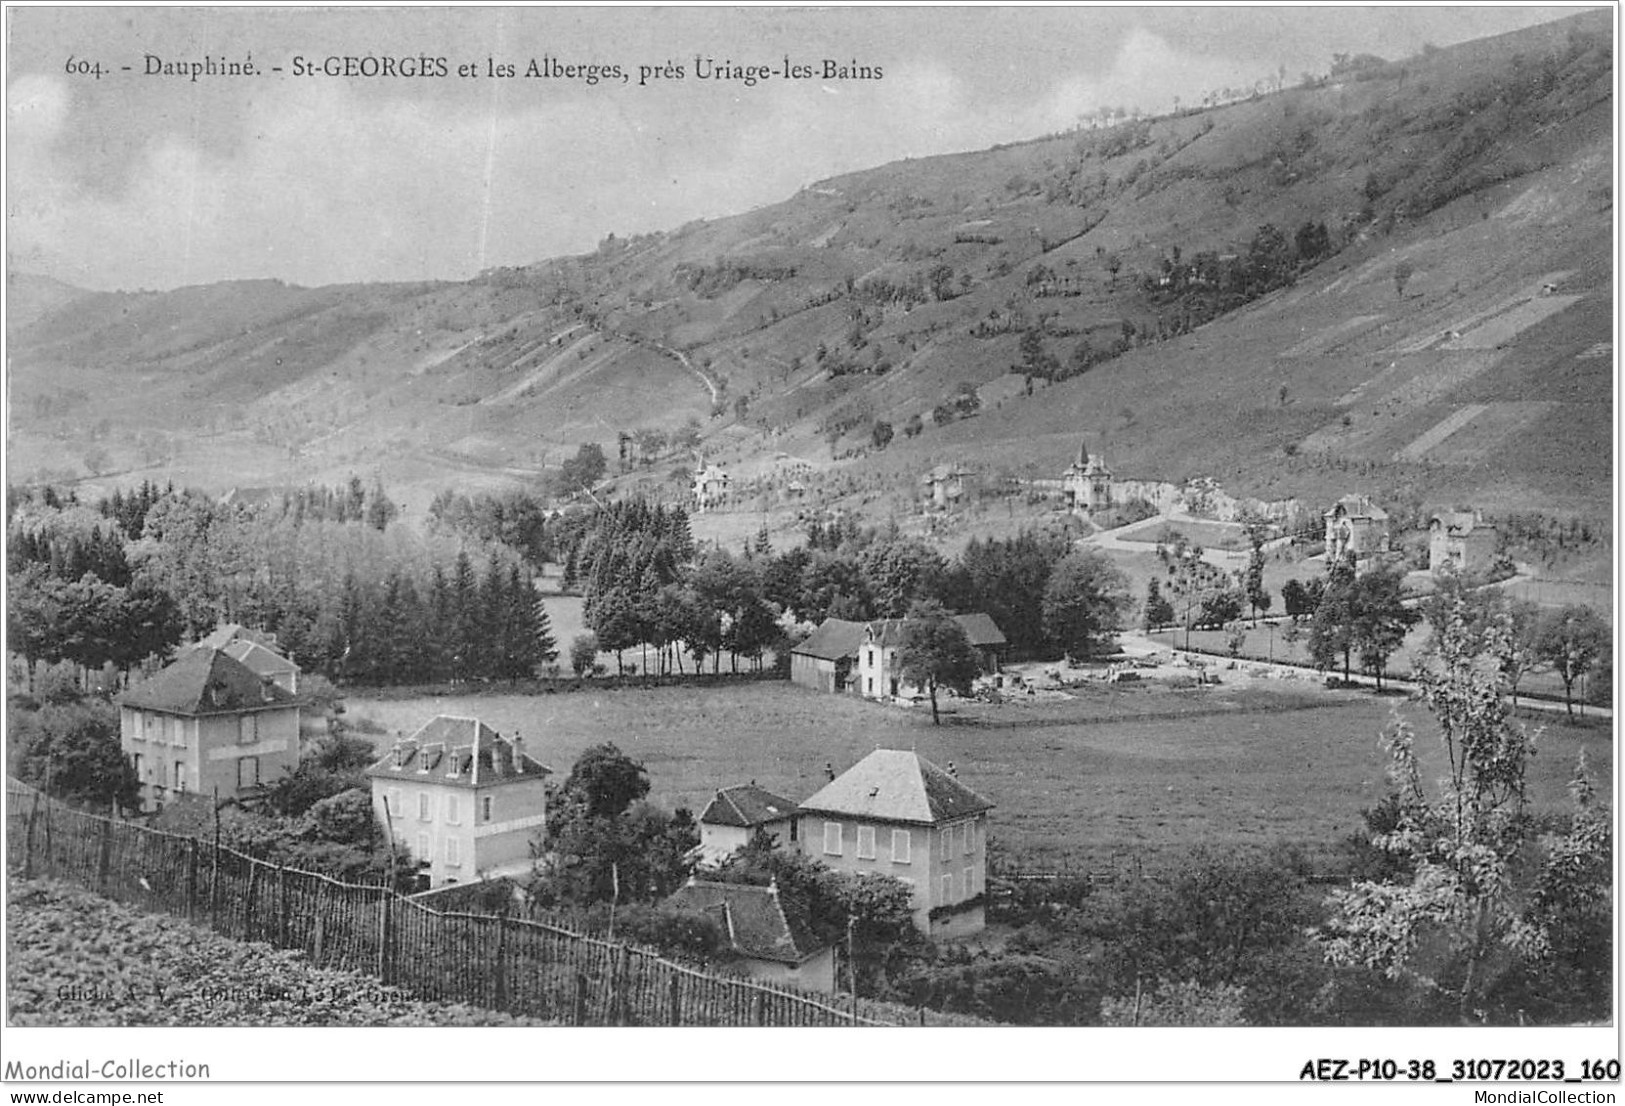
[1146,621,1579,702]
[1116,519,1249,550]
[344,679,1611,873]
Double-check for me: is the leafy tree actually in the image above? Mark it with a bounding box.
[870,421,894,450]
[558,743,650,820]
[1315,595,1606,1023]
[568,633,599,677]
[895,599,982,724]
[858,538,947,618]
[1143,577,1175,629]
[1280,577,1322,620]
[1042,549,1131,661]
[1348,567,1420,689]
[535,745,696,908]
[1309,558,1357,682]
[9,698,141,812]
[558,442,608,495]
[1420,572,1539,694]
[1243,543,1268,623]
[1534,605,1609,718]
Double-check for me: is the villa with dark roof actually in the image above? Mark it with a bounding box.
[366,716,552,889]
[796,749,994,937]
[696,784,800,865]
[118,647,302,813]
[664,878,836,992]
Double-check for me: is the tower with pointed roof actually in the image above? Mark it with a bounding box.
[796,749,994,937]
[1062,439,1113,516]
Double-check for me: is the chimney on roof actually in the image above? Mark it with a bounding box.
[511,735,524,775]
[825,761,835,782]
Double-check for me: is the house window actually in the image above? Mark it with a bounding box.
[891,829,911,864]
[170,717,186,747]
[236,756,259,791]
[962,822,973,856]
[239,713,259,745]
[416,832,430,864]
[388,789,403,820]
[967,864,979,895]
[445,796,460,825]
[132,753,144,781]
[174,759,187,792]
[856,825,876,859]
[940,828,951,861]
[866,649,874,667]
[866,677,873,694]
[789,819,798,843]
[445,837,460,866]
[481,795,493,823]
[418,793,431,821]
[823,821,843,856]
[941,875,953,904]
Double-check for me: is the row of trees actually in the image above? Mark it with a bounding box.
[7,483,551,689]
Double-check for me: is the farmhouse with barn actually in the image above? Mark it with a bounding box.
[788,618,867,694]
[118,646,302,813]
[854,613,1008,700]
[366,715,551,890]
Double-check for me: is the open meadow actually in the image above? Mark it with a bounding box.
[344,679,1612,872]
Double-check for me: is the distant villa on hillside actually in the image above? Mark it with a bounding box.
[1062,440,1112,516]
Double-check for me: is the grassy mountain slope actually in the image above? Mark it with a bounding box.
[7,11,1611,527]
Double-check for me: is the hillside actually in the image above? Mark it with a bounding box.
[6,11,1612,532]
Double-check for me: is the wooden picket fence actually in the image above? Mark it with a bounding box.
[4,780,908,1027]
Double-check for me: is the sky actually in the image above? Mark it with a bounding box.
[4,5,1601,291]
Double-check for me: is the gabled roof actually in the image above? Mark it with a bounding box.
[700,785,798,828]
[953,612,1007,649]
[798,749,993,826]
[863,613,1005,650]
[863,618,909,648]
[366,715,551,788]
[664,880,827,965]
[1431,511,1495,537]
[1326,495,1388,521]
[120,648,300,716]
[197,623,282,652]
[222,639,300,678]
[791,618,867,661]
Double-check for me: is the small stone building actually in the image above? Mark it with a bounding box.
[1429,510,1500,575]
[696,784,800,865]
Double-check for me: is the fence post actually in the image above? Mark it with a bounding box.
[185,839,199,923]
[753,988,767,1027]
[42,795,54,877]
[493,916,509,1011]
[208,839,222,932]
[573,971,589,1027]
[313,912,326,966]
[610,943,631,1026]
[95,817,113,893]
[23,791,40,880]
[377,887,394,986]
[243,860,261,942]
[278,865,290,947]
[668,973,681,1027]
